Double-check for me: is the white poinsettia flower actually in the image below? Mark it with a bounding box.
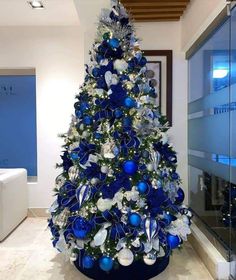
[101,139,116,159]
[167,215,191,241]
[97,197,113,212]
[105,71,119,87]
[124,187,140,201]
[114,59,128,72]
[160,132,168,144]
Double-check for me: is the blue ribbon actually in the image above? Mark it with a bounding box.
[71,140,96,165]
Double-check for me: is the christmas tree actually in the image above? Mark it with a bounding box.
[48,0,192,278]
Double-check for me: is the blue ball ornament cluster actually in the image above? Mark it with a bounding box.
[99,256,113,271]
[129,213,142,227]
[123,160,138,175]
[137,181,148,194]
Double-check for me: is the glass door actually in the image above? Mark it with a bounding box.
[230,4,236,279]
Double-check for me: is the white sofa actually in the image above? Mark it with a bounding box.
[0,168,28,241]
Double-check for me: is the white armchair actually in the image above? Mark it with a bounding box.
[0,168,28,241]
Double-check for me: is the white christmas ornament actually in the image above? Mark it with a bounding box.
[101,165,109,174]
[91,177,99,185]
[147,163,154,172]
[114,59,128,72]
[118,248,134,266]
[143,253,156,265]
[97,198,113,212]
[82,131,90,138]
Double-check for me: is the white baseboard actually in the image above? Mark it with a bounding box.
[189,222,230,280]
[27,208,49,218]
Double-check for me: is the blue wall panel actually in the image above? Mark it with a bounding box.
[0,75,37,176]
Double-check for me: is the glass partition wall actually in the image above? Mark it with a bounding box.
[188,5,236,279]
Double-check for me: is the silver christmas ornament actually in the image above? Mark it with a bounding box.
[147,163,154,172]
[118,248,134,266]
[143,252,156,265]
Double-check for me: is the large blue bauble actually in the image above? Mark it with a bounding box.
[129,213,142,227]
[175,188,185,205]
[124,97,136,108]
[137,181,148,194]
[167,233,180,249]
[108,38,120,49]
[123,160,138,175]
[83,116,92,125]
[99,256,113,271]
[82,255,94,269]
[114,109,123,119]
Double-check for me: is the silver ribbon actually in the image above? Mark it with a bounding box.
[76,185,91,208]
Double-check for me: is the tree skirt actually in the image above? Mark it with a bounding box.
[74,256,169,280]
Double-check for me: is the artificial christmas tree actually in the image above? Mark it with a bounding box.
[48,1,192,279]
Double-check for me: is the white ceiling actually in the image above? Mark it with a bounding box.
[0,0,80,26]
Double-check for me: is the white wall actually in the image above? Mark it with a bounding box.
[135,22,188,200]
[181,0,226,51]
[0,26,84,208]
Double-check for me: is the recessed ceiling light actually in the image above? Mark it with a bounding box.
[28,1,45,9]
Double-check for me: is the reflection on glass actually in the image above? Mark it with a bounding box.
[188,14,233,269]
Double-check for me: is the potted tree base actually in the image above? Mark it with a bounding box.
[74,256,169,280]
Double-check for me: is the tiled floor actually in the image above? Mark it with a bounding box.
[0,218,213,280]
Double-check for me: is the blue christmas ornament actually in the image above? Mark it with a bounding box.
[92,67,100,77]
[142,150,149,158]
[94,132,102,139]
[99,256,113,271]
[70,152,79,160]
[114,109,123,118]
[139,56,147,67]
[75,110,82,118]
[108,38,120,49]
[124,97,136,108]
[129,213,142,227]
[82,255,94,269]
[175,188,185,204]
[123,160,138,175]
[163,213,176,225]
[137,181,148,194]
[83,115,92,125]
[167,233,180,249]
